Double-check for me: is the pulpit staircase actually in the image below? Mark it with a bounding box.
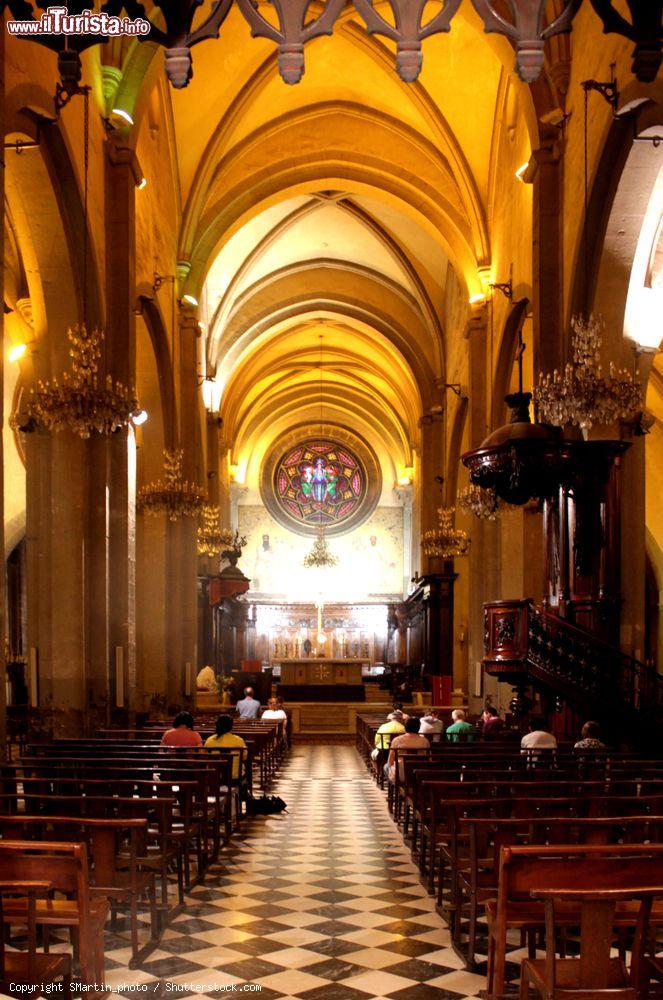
[484,601,663,749]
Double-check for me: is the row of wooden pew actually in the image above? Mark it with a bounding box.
[357,713,663,999]
[0,717,287,996]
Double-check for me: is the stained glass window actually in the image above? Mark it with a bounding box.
[274,440,365,529]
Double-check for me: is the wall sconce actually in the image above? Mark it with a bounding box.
[515,157,538,183]
[8,343,28,363]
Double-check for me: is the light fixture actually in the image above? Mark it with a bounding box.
[137,177,147,190]
[198,321,206,332]
[8,343,27,363]
[398,473,412,487]
[422,507,470,558]
[536,314,643,430]
[132,409,148,426]
[303,528,338,568]
[515,157,538,184]
[229,461,246,485]
[19,90,142,438]
[197,503,234,557]
[181,293,198,308]
[457,483,516,520]
[469,292,486,306]
[110,107,134,127]
[137,448,206,521]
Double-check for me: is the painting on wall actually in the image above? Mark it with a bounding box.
[239,504,404,602]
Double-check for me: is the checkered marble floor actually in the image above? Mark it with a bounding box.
[100,746,489,999]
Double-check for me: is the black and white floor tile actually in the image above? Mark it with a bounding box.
[99,746,496,999]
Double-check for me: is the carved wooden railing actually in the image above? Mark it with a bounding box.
[484,599,663,731]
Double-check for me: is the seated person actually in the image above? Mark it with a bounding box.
[196,665,217,692]
[385,718,430,783]
[261,697,288,745]
[392,701,411,722]
[419,709,445,743]
[521,717,557,753]
[371,711,406,760]
[574,720,606,751]
[481,704,504,741]
[205,714,248,780]
[445,708,475,743]
[161,711,203,747]
[236,686,261,720]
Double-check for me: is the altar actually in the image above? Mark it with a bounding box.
[278,659,367,685]
[275,658,369,701]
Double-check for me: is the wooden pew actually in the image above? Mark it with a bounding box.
[0,880,72,997]
[0,790,183,917]
[0,814,159,967]
[486,843,663,999]
[455,814,663,970]
[0,840,108,990]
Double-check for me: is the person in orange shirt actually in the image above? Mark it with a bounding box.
[161,711,203,747]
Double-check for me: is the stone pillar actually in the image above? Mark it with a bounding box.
[0,24,6,753]
[166,310,199,708]
[419,408,445,575]
[532,132,565,374]
[105,140,140,714]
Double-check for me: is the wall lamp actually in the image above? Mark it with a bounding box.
[153,272,175,294]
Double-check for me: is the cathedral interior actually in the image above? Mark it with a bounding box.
[1,0,663,997]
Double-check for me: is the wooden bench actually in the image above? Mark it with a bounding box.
[0,814,159,967]
[0,840,108,989]
[0,880,72,998]
[486,843,663,999]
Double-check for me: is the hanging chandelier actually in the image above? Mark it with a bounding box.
[21,324,140,438]
[423,506,470,558]
[536,314,643,431]
[197,504,234,557]
[137,448,206,521]
[457,483,516,521]
[303,528,338,569]
[15,88,141,438]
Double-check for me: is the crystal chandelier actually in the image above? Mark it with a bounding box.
[197,504,234,557]
[21,324,140,438]
[137,448,206,521]
[303,528,338,568]
[536,314,642,431]
[422,506,470,558]
[457,483,516,520]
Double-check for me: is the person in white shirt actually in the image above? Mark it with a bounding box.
[521,718,557,753]
[261,697,288,747]
[419,709,445,743]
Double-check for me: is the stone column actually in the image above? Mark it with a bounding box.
[166,310,199,708]
[418,408,445,575]
[105,140,140,714]
[0,25,6,753]
[532,132,565,374]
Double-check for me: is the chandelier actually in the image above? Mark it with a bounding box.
[457,483,516,521]
[423,506,470,558]
[137,448,206,521]
[536,314,643,431]
[21,324,140,438]
[197,504,234,557]
[303,529,338,568]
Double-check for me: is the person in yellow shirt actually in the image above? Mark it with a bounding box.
[205,715,248,781]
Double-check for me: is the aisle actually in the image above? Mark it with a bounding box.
[104,746,486,999]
